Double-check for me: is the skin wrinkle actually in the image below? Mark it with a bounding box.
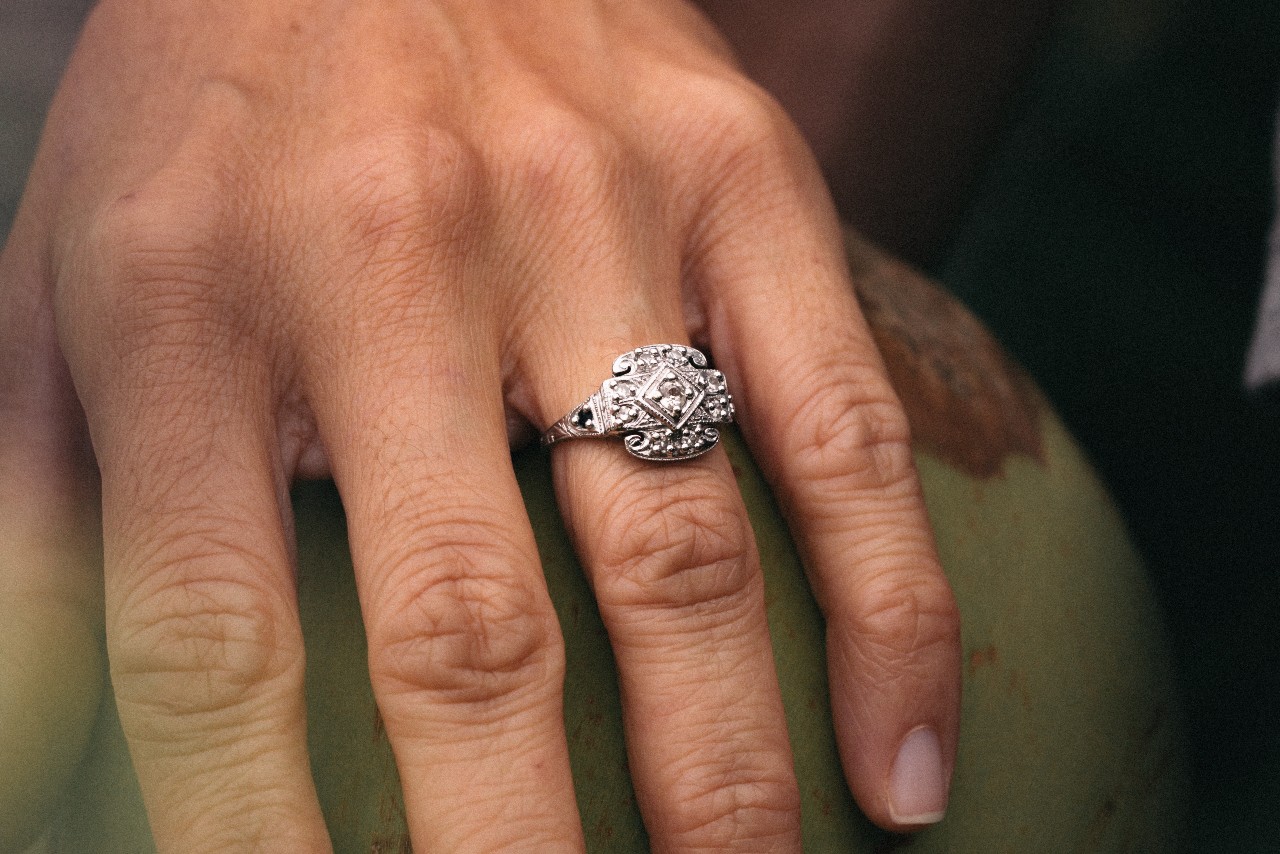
[682,202,845,340]
[754,340,916,499]
[574,450,797,848]
[125,682,303,757]
[844,574,960,657]
[784,396,915,494]
[676,134,821,264]
[106,435,220,520]
[350,422,510,533]
[316,129,486,281]
[96,282,242,385]
[795,478,922,527]
[590,490,755,612]
[167,784,303,854]
[369,582,554,706]
[808,500,935,547]
[363,480,528,549]
[494,118,645,260]
[365,482,523,551]
[117,510,271,581]
[102,395,276,516]
[628,640,766,722]
[391,674,560,731]
[357,480,559,707]
[72,213,280,431]
[485,144,678,381]
[656,752,799,851]
[368,543,543,642]
[609,575,766,651]
[111,567,292,691]
[684,87,801,213]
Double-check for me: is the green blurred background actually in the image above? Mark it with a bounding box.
[3,0,1277,850]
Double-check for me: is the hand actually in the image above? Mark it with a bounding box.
[0,0,960,849]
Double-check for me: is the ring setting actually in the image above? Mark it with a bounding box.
[542,344,735,461]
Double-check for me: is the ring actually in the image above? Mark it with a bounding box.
[542,344,735,461]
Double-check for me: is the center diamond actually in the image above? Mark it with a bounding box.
[638,366,704,429]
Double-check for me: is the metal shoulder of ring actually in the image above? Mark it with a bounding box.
[541,344,735,462]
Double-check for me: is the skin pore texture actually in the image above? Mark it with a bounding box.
[0,0,1056,850]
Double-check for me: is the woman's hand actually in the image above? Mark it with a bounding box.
[0,0,960,849]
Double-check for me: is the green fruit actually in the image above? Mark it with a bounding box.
[24,236,1189,852]
[0,533,103,854]
[0,603,102,854]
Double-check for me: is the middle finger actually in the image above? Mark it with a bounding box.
[310,323,583,851]
[296,148,582,850]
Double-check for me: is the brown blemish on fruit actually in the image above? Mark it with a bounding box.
[967,644,1000,675]
[1085,797,1118,847]
[810,786,833,817]
[1008,669,1033,711]
[845,230,1045,478]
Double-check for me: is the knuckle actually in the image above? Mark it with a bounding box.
[666,758,801,848]
[110,536,296,724]
[365,530,560,707]
[590,470,756,613]
[678,74,799,185]
[320,125,485,271]
[781,360,917,498]
[845,570,961,670]
[89,181,223,276]
[306,126,487,340]
[496,104,628,214]
[78,182,239,356]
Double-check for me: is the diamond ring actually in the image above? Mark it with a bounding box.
[541,344,735,461]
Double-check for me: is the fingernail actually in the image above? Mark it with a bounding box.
[888,726,948,826]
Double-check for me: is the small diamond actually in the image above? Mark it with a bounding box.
[639,367,703,428]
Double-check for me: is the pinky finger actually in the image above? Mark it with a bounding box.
[689,164,961,830]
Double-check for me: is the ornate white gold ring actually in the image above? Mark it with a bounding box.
[541,344,735,462]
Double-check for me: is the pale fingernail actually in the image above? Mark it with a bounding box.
[888,726,948,826]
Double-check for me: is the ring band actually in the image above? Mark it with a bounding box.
[542,344,735,461]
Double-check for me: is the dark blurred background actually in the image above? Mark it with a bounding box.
[937,2,1280,850]
[3,0,1278,850]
